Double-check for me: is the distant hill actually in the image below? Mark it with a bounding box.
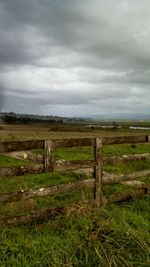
[0,112,91,124]
[0,112,149,124]
[90,113,150,121]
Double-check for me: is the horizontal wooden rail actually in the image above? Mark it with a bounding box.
[0,135,149,153]
[55,135,150,146]
[104,153,150,164]
[1,185,150,226]
[107,186,150,204]
[0,164,44,178]
[0,160,94,178]
[0,159,95,179]
[1,153,150,178]
[1,206,68,226]
[55,159,94,170]
[0,179,94,203]
[55,135,149,148]
[56,153,150,172]
[0,138,93,153]
[102,135,149,145]
[0,140,45,153]
[54,138,94,148]
[102,170,150,184]
[1,169,150,203]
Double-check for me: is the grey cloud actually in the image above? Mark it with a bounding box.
[107,71,150,85]
[0,89,4,111]
[0,0,150,116]
[1,0,150,71]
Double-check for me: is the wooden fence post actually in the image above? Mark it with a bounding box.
[44,140,54,172]
[94,137,103,206]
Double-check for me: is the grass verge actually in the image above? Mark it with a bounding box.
[0,196,150,266]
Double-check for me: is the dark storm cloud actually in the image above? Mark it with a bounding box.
[0,0,150,116]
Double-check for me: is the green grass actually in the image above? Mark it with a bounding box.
[0,131,150,266]
[33,142,150,161]
[104,159,150,175]
[33,146,94,160]
[103,143,150,156]
[0,171,88,194]
[0,171,92,218]
[0,155,31,168]
[55,146,94,160]
[0,197,150,266]
[1,142,149,169]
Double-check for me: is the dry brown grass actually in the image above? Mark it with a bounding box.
[0,123,149,142]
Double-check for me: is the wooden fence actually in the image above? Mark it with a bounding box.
[0,135,150,225]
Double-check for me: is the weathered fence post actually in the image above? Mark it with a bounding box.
[94,137,103,206]
[44,140,54,172]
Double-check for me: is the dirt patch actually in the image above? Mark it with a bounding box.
[2,151,28,159]
[121,180,145,186]
[2,151,43,163]
[74,167,93,176]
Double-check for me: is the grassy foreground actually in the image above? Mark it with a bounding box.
[0,197,150,266]
[0,127,150,266]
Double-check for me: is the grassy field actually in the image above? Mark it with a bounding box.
[1,122,150,141]
[0,124,150,266]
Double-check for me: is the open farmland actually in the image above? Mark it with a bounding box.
[1,121,150,141]
[0,124,150,266]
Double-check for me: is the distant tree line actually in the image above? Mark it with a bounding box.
[1,114,63,125]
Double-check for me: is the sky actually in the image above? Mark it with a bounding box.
[0,0,150,117]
